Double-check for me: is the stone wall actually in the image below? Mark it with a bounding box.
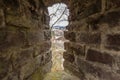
[0,0,51,80]
[64,0,120,80]
[0,0,120,80]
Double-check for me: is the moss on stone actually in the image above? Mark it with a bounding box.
[0,62,4,73]
[31,67,45,80]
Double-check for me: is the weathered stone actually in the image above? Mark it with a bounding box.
[0,28,7,45]
[0,0,120,80]
[28,61,52,80]
[63,52,75,63]
[0,28,27,52]
[72,44,85,56]
[67,20,88,31]
[38,41,51,54]
[33,51,52,68]
[64,61,86,80]
[27,30,44,45]
[86,49,115,66]
[1,27,28,49]
[6,72,19,80]
[19,61,36,80]
[76,32,101,44]
[64,42,85,56]
[34,54,43,67]
[12,49,34,68]
[0,9,5,27]
[3,0,20,10]
[0,0,52,80]
[44,51,52,64]
[0,57,9,79]
[70,0,101,21]
[105,34,120,50]
[77,58,120,80]
[106,0,120,10]
[64,31,76,42]
[4,0,46,29]
[64,42,70,50]
[33,41,51,57]
[114,55,120,73]
[44,30,51,41]
[99,11,120,27]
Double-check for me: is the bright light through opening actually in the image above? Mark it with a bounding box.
[48,3,69,28]
[48,3,69,71]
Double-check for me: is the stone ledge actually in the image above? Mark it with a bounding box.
[86,49,115,66]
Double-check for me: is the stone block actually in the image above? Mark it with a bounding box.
[44,30,51,41]
[33,41,51,57]
[80,0,101,19]
[0,28,26,49]
[86,49,115,66]
[99,11,120,27]
[76,32,101,44]
[34,54,43,67]
[0,57,9,79]
[64,61,86,79]
[12,49,34,68]
[19,61,36,80]
[6,13,39,28]
[39,41,51,54]
[63,52,75,63]
[114,55,120,73]
[77,58,120,80]
[34,51,52,67]
[6,72,19,80]
[70,0,101,21]
[105,34,120,51]
[64,42,70,50]
[106,0,120,10]
[64,42,85,56]
[4,0,43,29]
[44,51,52,64]
[71,43,85,56]
[27,30,44,45]
[64,31,76,42]
[3,0,20,9]
[0,9,5,27]
[67,20,88,31]
[0,28,7,45]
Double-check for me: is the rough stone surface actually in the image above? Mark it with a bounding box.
[63,52,75,63]
[63,0,120,80]
[76,32,101,44]
[0,0,51,80]
[64,31,76,42]
[0,0,120,80]
[86,49,115,66]
[105,34,120,50]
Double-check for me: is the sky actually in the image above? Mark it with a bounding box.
[48,3,69,27]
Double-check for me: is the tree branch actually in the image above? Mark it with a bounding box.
[50,7,67,29]
[49,4,61,17]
